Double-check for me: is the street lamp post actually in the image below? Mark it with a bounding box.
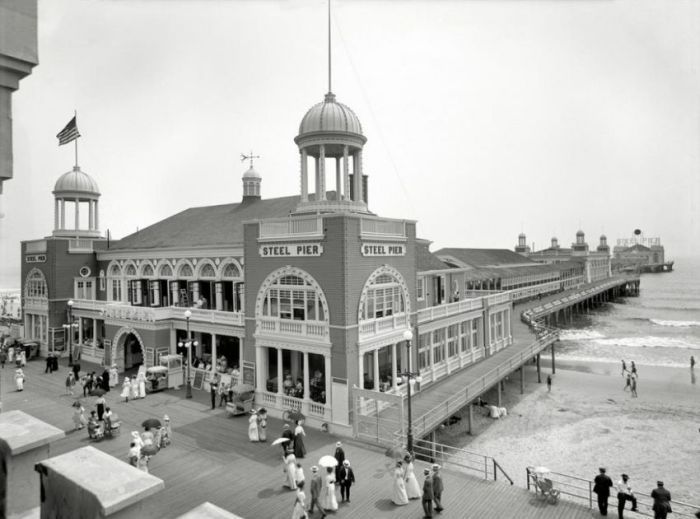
[67,299,74,365]
[399,329,421,454]
[178,310,195,399]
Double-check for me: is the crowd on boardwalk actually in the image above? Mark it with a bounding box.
[593,468,681,519]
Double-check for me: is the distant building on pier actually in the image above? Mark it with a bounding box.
[612,234,672,273]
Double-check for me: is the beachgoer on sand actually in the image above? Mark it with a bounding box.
[621,360,626,376]
[546,375,552,392]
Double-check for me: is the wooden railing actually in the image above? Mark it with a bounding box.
[259,216,322,239]
[256,317,329,340]
[416,297,484,324]
[358,313,410,338]
[360,217,406,238]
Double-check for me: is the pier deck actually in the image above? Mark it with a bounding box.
[1,359,594,519]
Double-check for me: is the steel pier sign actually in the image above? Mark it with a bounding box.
[361,243,406,256]
[259,243,324,257]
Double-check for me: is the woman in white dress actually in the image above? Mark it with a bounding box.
[109,364,119,388]
[137,372,147,398]
[322,466,338,511]
[121,377,131,402]
[283,451,297,490]
[248,411,260,442]
[403,454,421,499]
[130,377,139,400]
[14,368,25,391]
[391,461,409,506]
[291,480,307,519]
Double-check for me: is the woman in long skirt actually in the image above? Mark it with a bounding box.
[65,372,75,396]
[137,372,146,398]
[257,408,267,442]
[109,364,119,388]
[248,411,260,442]
[121,377,132,402]
[391,461,409,505]
[322,466,338,511]
[72,403,86,430]
[291,480,308,519]
[130,376,140,400]
[403,454,421,499]
[293,419,306,459]
[14,368,24,391]
[283,451,297,490]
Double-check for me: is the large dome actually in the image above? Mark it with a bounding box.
[53,166,100,197]
[298,92,363,136]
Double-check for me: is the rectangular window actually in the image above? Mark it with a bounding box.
[418,333,430,370]
[472,319,480,349]
[416,276,424,300]
[447,325,458,357]
[432,329,445,364]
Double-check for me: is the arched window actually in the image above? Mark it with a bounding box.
[108,263,121,277]
[200,263,216,279]
[178,263,193,278]
[258,270,328,322]
[359,266,409,321]
[222,262,241,279]
[158,263,173,278]
[142,264,154,278]
[25,269,48,299]
[124,264,137,277]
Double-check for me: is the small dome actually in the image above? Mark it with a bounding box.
[576,230,585,237]
[53,166,100,197]
[600,234,607,240]
[242,166,261,179]
[298,92,363,137]
[518,233,526,239]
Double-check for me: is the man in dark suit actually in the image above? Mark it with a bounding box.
[593,467,613,516]
[281,423,294,454]
[432,464,444,513]
[422,468,434,519]
[651,481,672,519]
[338,459,355,502]
[308,466,325,518]
[334,441,345,481]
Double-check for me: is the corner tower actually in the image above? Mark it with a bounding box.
[52,166,101,238]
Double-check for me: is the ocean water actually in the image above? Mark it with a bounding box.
[556,256,700,368]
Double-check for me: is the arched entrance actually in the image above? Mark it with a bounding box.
[111,327,146,373]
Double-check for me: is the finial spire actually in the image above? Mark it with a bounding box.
[241,150,260,168]
[328,0,332,93]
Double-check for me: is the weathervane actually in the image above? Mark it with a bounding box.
[240,150,260,168]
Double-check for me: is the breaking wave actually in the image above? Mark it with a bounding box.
[649,319,700,328]
[591,336,700,351]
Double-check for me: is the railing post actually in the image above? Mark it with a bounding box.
[493,458,497,481]
[589,480,593,509]
[484,456,488,480]
[526,468,530,491]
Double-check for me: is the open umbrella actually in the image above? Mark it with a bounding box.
[142,418,162,430]
[90,387,107,397]
[271,437,291,446]
[318,455,338,468]
[385,446,408,460]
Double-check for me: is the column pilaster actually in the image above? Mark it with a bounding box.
[303,351,310,401]
[391,343,398,390]
[215,283,223,311]
[318,144,326,200]
[324,354,331,404]
[301,148,308,202]
[373,349,379,391]
[74,199,80,230]
[343,146,350,200]
[335,157,341,199]
[277,348,283,395]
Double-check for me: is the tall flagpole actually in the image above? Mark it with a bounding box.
[74,110,79,168]
[328,0,332,93]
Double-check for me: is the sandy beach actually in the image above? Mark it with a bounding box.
[437,360,700,504]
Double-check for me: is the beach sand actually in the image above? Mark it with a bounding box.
[436,360,700,504]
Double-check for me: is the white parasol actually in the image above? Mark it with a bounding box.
[271,437,291,446]
[318,455,338,468]
[532,466,550,475]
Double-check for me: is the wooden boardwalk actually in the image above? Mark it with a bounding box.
[1,359,596,519]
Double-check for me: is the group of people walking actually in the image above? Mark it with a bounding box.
[127,416,172,474]
[120,372,147,402]
[392,456,444,518]
[593,468,673,519]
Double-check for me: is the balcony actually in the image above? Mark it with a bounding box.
[256,317,329,341]
[68,239,94,253]
[416,297,484,325]
[259,216,323,241]
[25,240,47,253]
[70,299,244,326]
[358,313,410,340]
[360,217,406,239]
[485,292,512,306]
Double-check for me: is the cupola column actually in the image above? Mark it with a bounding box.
[54,199,59,230]
[343,146,350,201]
[335,157,341,199]
[88,200,94,230]
[318,144,326,201]
[354,150,363,202]
[94,201,99,230]
[300,148,308,202]
[60,200,65,229]
[74,199,80,230]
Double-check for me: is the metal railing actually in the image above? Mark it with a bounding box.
[407,329,558,440]
[526,468,700,517]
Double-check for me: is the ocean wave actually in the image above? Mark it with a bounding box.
[649,319,700,328]
[555,354,690,369]
[558,329,606,341]
[591,336,700,350]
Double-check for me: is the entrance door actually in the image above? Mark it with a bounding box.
[124,333,143,370]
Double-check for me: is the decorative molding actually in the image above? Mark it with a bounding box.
[357,264,411,322]
[111,327,146,366]
[254,337,330,356]
[97,247,244,262]
[254,266,330,322]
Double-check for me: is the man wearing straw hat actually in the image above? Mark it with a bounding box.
[307,465,325,518]
[432,464,444,513]
[421,468,434,518]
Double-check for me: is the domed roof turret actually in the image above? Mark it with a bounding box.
[53,166,100,198]
[242,166,261,179]
[518,232,526,239]
[576,229,585,237]
[600,234,607,240]
[298,92,363,137]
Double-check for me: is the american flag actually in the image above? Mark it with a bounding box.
[56,116,81,146]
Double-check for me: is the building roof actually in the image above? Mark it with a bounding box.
[622,244,651,253]
[435,248,538,268]
[416,241,449,271]
[109,195,301,250]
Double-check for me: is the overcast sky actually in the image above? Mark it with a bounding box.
[2,0,699,287]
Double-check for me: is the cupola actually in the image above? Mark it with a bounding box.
[551,237,559,249]
[515,232,530,254]
[242,165,261,201]
[597,234,610,253]
[52,166,101,238]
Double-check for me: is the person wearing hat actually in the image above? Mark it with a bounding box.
[338,459,355,503]
[307,466,325,518]
[651,481,672,519]
[593,467,613,516]
[616,473,638,518]
[334,441,345,481]
[422,468,434,519]
[432,464,444,513]
[280,423,293,452]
